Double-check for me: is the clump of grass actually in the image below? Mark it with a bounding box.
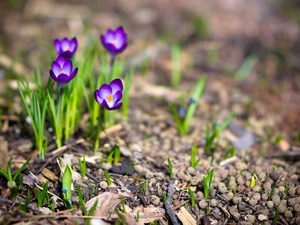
[205,114,235,155]
[190,145,201,168]
[203,168,215,200]
[188,188,196,207]
[170,75,206,135]
[167,157,173,179]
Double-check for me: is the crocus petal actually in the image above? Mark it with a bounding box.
[54,39,62,54]
[69,37,77,52]
[57,73,71,84]
[110,78,123,95]
[98,84,112,100]
[94,90,103,105]
[112,91,122,105]
[63,60,72,75]
[52,61,62,75]
[101,100,111,110]
[56,55,67,66]
[61,38,70,51]
[109,102,122,110]
[68,67,78,81]
[50,69,59,80]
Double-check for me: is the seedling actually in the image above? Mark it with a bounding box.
[136,211,140,222]
[62,165,72,207]
[188,188,196,207]
[120,196,126,213]
[78,155,87,178]
[249,174,256,188]
[234,54,257,81]
[171,44,181,88]
[19,189,32,212]
[190,145,201,169]
[269,186,275,199]
[18,80,48,159]
[167,157,173,179]
[170,75,207,135]
[163,193,167,203]
[114,210,127,225]
[104,171,112,185]
[203,168,215,200]
[227,175,232,190]
[141,181,146,194]
[225,147,236,159]
[205,114,235,155]
[107,145,121,165]
[0,156,31,189]
[273,207,279,224]
[35,182,49,208]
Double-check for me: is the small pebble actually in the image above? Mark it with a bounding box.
[258,214,268,221]
[145,171,154,179]
[247,215,256,223]
[262,209,270,216]
[267,201,274,208]
[233,196,242,205]
[187,167,195,175]
[177,171,185,179]
[270,173,280,182]
[284,210,293,218]
[248,198,257,206]
[272,195,281,206]
[296,187,300,195]
[199,200,208,209]
[288,187,296,196]
[99,181,108,189]
[279,186,286,193]
[150,195,160,205]
[135,165,144,174]
[226,192,234,201]
[295,217,300,225]
[253,193,261,201]
[278,203,287,213]
[210,199,218,207]
[262,193,268,200]
[218,182,227,194]
[252,185,261,192]
[294,203,300,212]
[263,182,271,190]
[196,191,204,198]
[258,172,266,180]
[190,177,199,186]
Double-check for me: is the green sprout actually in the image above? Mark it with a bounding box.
[225,147,236,159]
[104,171,112,185]
[170,75,206,135]
[188,188,196,207]
[120,196,126,213]
[171,44,181,88]
[19,189,31,212]
[203,168,215,200]
[0,156,31,189]
[114,210,127,225]
[205,114,235,155]
[163,193,167,203]
[18,80,48,159]
[190,145,201,168]
[78,155,87,178]
[35,182,49,208]
[167,157,173,179]
[249,174,256,188]
[136,211,140,222]
[234,54,257,81]
[62,165,72,208]
[273,207,279,224]
[107,145,121,165]
[141,181,146,194]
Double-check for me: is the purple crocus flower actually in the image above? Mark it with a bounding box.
[54,37,77,58]
[94,78,123,110]
[100,27,127,57]
[49,55,78,88]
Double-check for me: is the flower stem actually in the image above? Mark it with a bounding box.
[109,54,115,80]
[94,107,104,153]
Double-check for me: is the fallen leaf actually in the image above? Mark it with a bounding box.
[132,205,165,225]
[176,206,196,225]
[85,192,131,218]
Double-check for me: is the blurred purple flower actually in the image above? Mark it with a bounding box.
[54,37,77,58]
[94,78,123,110]
[49,55,78,88]
[100,27,127,57]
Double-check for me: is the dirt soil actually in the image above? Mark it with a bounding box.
[0,0,300,224]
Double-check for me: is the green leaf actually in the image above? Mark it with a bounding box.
[62,165,72,204]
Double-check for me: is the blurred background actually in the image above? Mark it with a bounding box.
[0,0,299,137]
